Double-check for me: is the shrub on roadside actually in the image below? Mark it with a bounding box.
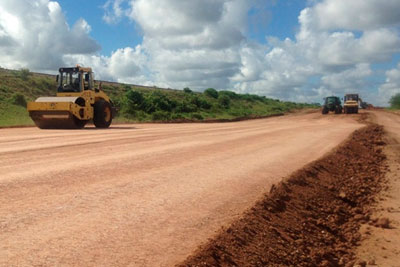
[239,94,266,102]
[171,113,185,120]
[389,93,400,109]
[146,91,176,113]
[124,90,144,114]
[10,93,27,107]
[191,113,204,120]
[204,88,218,99]
[218,94,231,109]
[219,90,239,99]
[177,101,198,113]
[152,110,171,121]
[183,87,193,93]
[126,90,144,106]
[191,95,212,110]
[18,68,32,81]
[123,85,132,91]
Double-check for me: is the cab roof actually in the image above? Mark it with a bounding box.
[59,66,92,73]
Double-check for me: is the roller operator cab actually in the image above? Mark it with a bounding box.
[27,66,115,129]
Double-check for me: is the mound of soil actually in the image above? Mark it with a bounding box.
[179,125,387,267]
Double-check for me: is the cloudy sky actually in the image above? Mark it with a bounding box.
[1,0,400,105]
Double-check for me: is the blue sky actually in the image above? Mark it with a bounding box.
[57,0,140,55]
[248,1,306,42]
[57,0,307,55]
[1,0,400,106]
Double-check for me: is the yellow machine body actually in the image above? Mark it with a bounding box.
[27,66,114,129]
[343,100,358,108]
[343,94,360,114]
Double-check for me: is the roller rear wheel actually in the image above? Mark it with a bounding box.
[93,100,112,128]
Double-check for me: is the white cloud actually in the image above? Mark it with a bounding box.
[379,63,400,106]
[321,64,372,90]
[297,8,400,68]
[121,0,400,104]
[311,0,400,31]
[309,64,379,105]
[130,0,228,38]
[0,0,100,71]
[102,0,129,24]
[64,45,151,85]
[229,1,400,102]
[0,0,149,85]
[2,0,400,106]
[127,0,248,90]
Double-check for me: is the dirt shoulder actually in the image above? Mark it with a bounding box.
[355,111,400,266]
[179,123,387,266]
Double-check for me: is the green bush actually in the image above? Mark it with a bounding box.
[177,101,198,113]
[219,90,239,99]
[110,95,123,109]
[239,94,266,102]
[34,77,53,92]
[171,113,185,120]
[183,87,192,93]
[123,90,145,115]
[191,95,212,110]
[145,91,176,112]
[199,98,212,109]
[191,113,204,120]
[10,93,27,107]
[152,110,171,121]
[271,106,285,112]
[123,84,132,91]
[19,68,32,81]
[218,94,231,109]
[126,90,144,106]
[389,93,400,109]
[0,84,9,93]
[204,88,218,99]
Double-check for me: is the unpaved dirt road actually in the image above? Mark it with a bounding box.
[0,112,362,266]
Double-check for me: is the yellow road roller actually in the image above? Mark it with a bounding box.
[343,93,360,114]
[27,66,115,129]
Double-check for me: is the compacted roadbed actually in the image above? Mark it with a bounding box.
[0,112,362,266]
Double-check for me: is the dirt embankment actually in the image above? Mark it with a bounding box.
[180,124,387,267]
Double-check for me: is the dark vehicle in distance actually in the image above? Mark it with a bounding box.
[322,96,342,115]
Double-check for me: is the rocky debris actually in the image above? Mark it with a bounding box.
[179,125,387,267]
[355,260,367,267]
[374,217,391,229]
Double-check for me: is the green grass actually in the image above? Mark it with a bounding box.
[0,68,318,127]
[389,93,400,110]
[0,102,33,127]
